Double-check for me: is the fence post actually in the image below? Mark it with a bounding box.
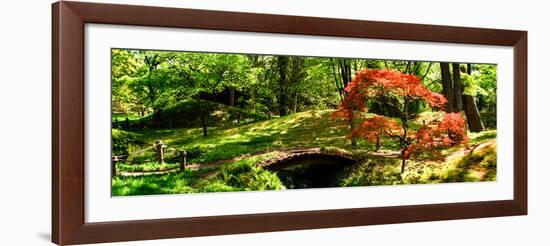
[156,140,164,163]
[111,157,118,177]
[179,150,187,171]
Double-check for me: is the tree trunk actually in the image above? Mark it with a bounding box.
[200,114,208,137]
[349,117,357,147]
[400,116,409,174]
[279,101,288,116]
[463,64,485,132]
[375,136,381,152]
[452,63,463,112]
[341,59,356,147]
[439,62,454,112]
[292,93,298,113]
[339,60,352,88]
[463,95,485,132]
[401,150,406,173]
[277,56,289,116]
[228,87,235,106]
[152,109,162,121]
[331,60,345,100]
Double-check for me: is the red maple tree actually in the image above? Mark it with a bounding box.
[332,69,467,173]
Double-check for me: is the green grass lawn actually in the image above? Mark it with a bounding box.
[117,162,180,172]
[112,113,142,122]
[116,110,393,164]
[112,153,284,195]
[112,110,497,196]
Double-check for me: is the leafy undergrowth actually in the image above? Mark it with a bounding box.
[112,153,284,196]
[426,142,497,183]
[339,142,497,187]
[338,156,403,186]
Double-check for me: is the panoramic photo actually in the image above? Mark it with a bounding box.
[110,48,497,196]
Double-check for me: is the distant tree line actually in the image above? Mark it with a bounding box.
[112,49,497,136]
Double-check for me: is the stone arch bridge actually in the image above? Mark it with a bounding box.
[258,148,357,171]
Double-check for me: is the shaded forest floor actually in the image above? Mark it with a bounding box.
[112,110,497,196]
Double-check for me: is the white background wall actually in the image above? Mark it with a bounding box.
[0,0,547,245]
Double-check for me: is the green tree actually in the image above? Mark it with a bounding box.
[169,52,251,136]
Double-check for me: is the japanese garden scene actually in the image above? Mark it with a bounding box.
[111,48,497,196]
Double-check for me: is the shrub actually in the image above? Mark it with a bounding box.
[112,129,140,155]
[219,160,285,191]
[185,145,209,161]
[338,157,403,186]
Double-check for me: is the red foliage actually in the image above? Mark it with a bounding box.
[414,125,438,150]
[406,113,468,160]
[353,115,395,142]
[332,69,447,120]
[438,113,468,146]
[344,69,447,110]
[332,68,467,170]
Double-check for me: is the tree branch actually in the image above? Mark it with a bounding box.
[419,62,433,81]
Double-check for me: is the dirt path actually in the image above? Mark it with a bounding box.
[368,151,401,158]
[366,139,496,161]
[119,168,179,177]
[445,139,496,161]
[118,147,325,177]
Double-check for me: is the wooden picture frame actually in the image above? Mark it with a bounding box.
[52,1,527,245]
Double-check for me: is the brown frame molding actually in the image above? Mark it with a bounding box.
[52,1,527,245]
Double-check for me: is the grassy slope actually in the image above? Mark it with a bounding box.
[113,110,497,196]
[124,110,372,164]
[124,110,494,164]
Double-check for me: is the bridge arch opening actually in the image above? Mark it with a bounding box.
[262,152,357,189]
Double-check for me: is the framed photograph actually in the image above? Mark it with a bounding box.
[52,1,527,245]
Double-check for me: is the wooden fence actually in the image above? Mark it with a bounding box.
[111,140,187,177]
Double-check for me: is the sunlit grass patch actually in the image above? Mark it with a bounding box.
[112,153,284,196]
[117,162,179,172]
[337,157,403,187]
[112,169,211,196]
[112,113,142,122]
[119,110,356,164]
[468,130,497,146]
[420,143,497,183]
[338,141,497,187]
